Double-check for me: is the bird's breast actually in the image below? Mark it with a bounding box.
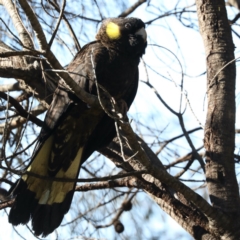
[98,57,138,99]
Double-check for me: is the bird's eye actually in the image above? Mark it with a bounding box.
[125,23,131,29]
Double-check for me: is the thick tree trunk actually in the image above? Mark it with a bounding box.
[196,0,240,232]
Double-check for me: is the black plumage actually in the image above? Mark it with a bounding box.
[8,17,147,237]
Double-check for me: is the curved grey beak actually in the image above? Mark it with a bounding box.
[135,27,147,42]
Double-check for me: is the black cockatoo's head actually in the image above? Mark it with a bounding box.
[96,17,147,57]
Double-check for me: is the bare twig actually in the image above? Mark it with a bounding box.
[0,104,45,134]
[1,92,12,169]
[0,92,43,127]
[0,137,37,162]
[90,48,122,120]
[118,0,147,17]
[48,0,66,48]
[156,127,202,155]
[165,147,204,170]
[145,10,196,25]
[0,161,147,182]
[93,0,104,20]
[48,0,81,51]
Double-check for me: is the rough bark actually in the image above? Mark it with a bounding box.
[196,0,240,238]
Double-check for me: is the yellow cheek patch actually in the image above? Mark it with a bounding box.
[106,22,121,40]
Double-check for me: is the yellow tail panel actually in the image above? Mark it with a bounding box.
[22,135,82,205]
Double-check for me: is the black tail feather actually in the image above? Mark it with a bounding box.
[9,179,36,225]
[31,191,74,237]
[9,179,74,237]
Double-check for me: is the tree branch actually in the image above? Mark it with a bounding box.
[2,0,33,48]
[118,0,147,17]
[0,92,43,127]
